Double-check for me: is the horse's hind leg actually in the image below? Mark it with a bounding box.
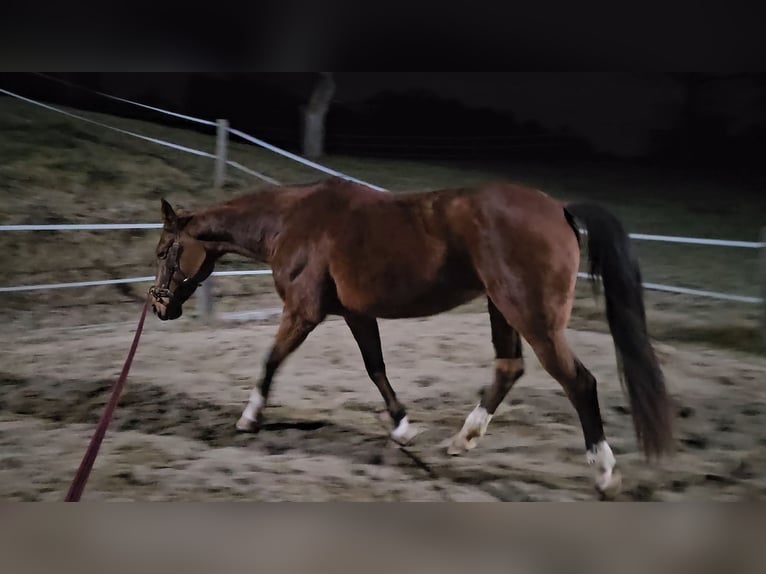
[236,309,320,432]
[344,313,418,445]
[448,298,525,455]
[526,329,622,499]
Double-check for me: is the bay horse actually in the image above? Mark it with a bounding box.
[150,177,673,498]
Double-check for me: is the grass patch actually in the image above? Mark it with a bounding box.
[655,324,763,355]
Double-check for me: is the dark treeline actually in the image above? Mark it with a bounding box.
[2,73,765,170]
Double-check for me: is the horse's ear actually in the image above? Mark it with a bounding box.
[160,198,177,228]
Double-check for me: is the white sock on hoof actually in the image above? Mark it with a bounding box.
[237,389,264,429]
[586,440,619,494]
[390,416,418,444]
[447,404,493,455]
[462,404,492,439]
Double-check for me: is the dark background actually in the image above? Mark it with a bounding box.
[3,72,766,172]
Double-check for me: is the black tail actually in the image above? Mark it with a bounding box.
[565,202,673,459]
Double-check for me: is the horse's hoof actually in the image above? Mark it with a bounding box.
[390,429,419,446]
[390,417,419,446]
[595,468,623,500]
[236,416,260,433]
[447,434,477,456]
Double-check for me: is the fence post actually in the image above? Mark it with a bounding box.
[197,119,229,323]
[214,119,229,189]
[197,278,214,324]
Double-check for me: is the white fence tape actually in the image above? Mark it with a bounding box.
[629,234,763,249]
[641,282,762,304]
[0,88,217,159]
[32,73,219,127]
[24,74,374,189]
[0,276,156,293]
[0,270,273,293]
[8,79,383,190]
[1,221,762,251]
[3,270,761,305]
[2,87,282,186]
[92,95,217,127]
[228,128,387,191]
[226,160,280,185]
[212,270,273,278]
[0,223,163,231]
[576,273,761,304]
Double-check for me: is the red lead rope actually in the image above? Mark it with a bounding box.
[65,298,150,502]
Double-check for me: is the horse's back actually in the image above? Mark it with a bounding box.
[272,178,578,318]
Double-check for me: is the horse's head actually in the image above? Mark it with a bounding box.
[150,199,214,321]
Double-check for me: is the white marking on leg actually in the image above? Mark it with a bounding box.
[462,404,492,439]
[390,416,419,445]
[242,389,264,422]
[236,389,264,431]
[586,440,621,495]
[391,416,410,440]
[448,404,493,455]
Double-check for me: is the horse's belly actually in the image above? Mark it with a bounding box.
[369,287,484,319]
[339,269,484,318]
[332,245,483,318]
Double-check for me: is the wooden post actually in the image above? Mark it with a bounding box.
[197,279,214,324]
[214,119,229,189]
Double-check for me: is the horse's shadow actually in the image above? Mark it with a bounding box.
[117,380,443,472]
[2,374,518,494]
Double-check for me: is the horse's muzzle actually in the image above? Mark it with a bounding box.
[150,290,183,321]
[153,302,183,321]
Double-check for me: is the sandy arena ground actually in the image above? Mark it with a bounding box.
[1,310,765,501]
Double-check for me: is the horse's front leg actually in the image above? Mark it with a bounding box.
[236,308,321,432]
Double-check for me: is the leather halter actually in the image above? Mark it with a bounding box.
[148,238,199,302]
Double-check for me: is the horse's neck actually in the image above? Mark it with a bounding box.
[189,195,282,263]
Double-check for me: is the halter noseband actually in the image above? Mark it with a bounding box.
[149,238,200,302]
